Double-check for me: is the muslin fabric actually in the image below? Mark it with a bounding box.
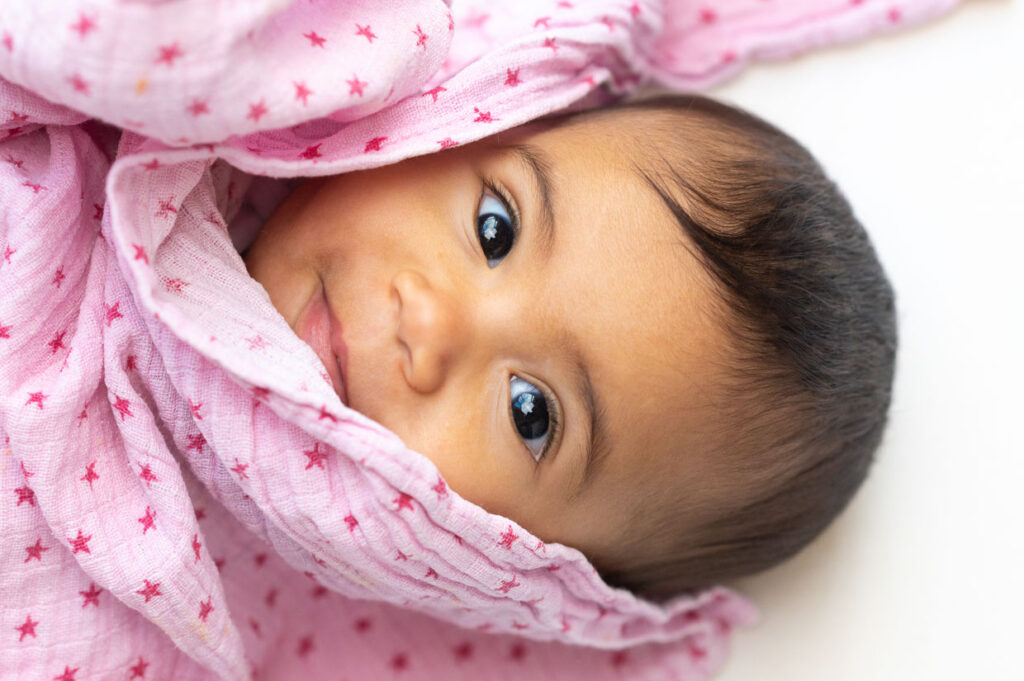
[1,1,959,679]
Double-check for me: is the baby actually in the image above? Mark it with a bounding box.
[243,94,896,602]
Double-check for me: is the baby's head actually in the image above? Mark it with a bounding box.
[244,94,896,602]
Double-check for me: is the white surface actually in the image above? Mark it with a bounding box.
[707,2,1024,680]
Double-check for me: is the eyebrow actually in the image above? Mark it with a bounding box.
[505,143,611,497]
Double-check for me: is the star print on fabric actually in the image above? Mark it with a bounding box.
[700,8,717,24]
[136,579,162,602]
[510,643,527,661]
[25,538,50,562]
[26,392,47,409]
[298,143,322,160]
[138,506,157,533]
[425,567,440,579]
[80,582,101,607]
[0,322,11,339]
[16,486,35,506]
[104,301,122,326]
[393,492,414,512]
[23,181,47,194]
[354,617,372,633]
[155,196,177,219]
[186,433,206,451]
[124,355,137,372]
[497,574,520,593]
[2,33,12,52]
[688,642,708,659]
[188,399,202,420]
[230,458,249,480]
[264,588,278,608]
[187,98,210,116]
[68,529,92,554]
[53,666,79,681]
[4,153,24,168]
[293,81,313,106]
[534,17,551,29]
[601,16,615,31]
[214,558,226,570]
[610,650,629,667]
[15,614,38,641]
[316,405,338,423]
[630,2,642,17]
[155,42,183,66]
[114,395,134,421]
[390,654,409,671]
[347,74,367,97]
[888,7,903,23]
[67,73,90,94]
[344,514,358,531]
[422,85,446,102]
[453,642,473,661]
[247,99,268,122]
[191,533,202,563]
[504,68,521,87]
[162,276,189,293]
[355,23,377,43]
[364,136,387,152]
[512,621,528,630]
[133,242,151,264]
[303,30,326,48]
[394,549,409,561]
[473,107,496,123]
[48,330,67,354]
[247,335,268,352]
[138,463,158,487]
[431,475,447,498]
[3,244,16,263]
[297,635,314,657]
[413,24,428,49]
[311,585,328,599]
[303,442,328,470]
[543,36,559,52]
[52,266,66,288]
[198,597,214,622]
[70,14,97,38]
[128,657,149,679]
[92,203,103,220]
[249,618,262,636]
[437,137,458,150]
[561,616,571,632]
[21,461,34,478]
[497,525,518,549]
[557,1,574,7]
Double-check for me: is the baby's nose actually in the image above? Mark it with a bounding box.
[391,270,467,393]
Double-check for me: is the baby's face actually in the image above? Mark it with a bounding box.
[244,115,731,565]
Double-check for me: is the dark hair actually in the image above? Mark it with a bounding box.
[575,95,897,601]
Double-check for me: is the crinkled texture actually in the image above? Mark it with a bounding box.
[0,1,959,679]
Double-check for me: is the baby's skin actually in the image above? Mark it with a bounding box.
[244,112,732,570]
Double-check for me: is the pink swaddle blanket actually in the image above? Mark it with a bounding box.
[1,1,959,679]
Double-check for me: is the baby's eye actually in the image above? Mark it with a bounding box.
[476,187,517,268]
[510,375,552,463]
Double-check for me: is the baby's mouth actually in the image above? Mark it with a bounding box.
[296,279,349,406]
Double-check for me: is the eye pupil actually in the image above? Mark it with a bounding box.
[477,212,513,263]
[513,388,549,440]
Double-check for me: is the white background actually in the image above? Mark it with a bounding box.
[707,2,1023,680]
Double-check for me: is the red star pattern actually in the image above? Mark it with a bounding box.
[48,329,67,354]
[344,514,358,531]
[25,537,50,562]
[0,322,12,339]
[230,457,249,479]
[888,7,903,22]
[128,657,149,679]
[688,641,707,659]
[453,642,473,661]
[297,635,314,657]
[138,462,157,486]
[186,433,206,451]
[473,107,496,123]
[136,579,162,602]
[390,653,409,671]
[431,475,447,498]
[249,618,262,636]
[497,574,520,593]
[700,8,718,24]
[354,617,372,633]
[364,136,387,152]
[23,180,47,194]
[247,335,268,352]
[601,16,615,31]
[303,442,328,470]
[198,597,214,622]
[138,505,157,533]
[347,74,367,97]
[543,36,559,52]
[630,2,642,17]
[155,42,183,66]
[70,14,97,38]
[53,666,79,681]
[413,24,428,49]
[425,566,439,579]
[247,99,268,122]
[534,17,551,29]
[497,525,518,549]
[189,399,203,420]
[4,153,24,168]
[52,266,66,288]
[437,137,458,149]
[299,143,323,160]
[68,529,92,554]
[265,588,278,607]
[15,614,37,641]
[26,391,47,409]
[355,24,377,43]
[15,485,35,506]
[510,643,527,661]
[191,533,202,563]
[162,276,189,292]
[4,244,16,263]
[610,650,629,667]
[504,68,521,87]
[126,355,137,371]
[67,73,90,95]
[93,202,103,220]
[2,33,12,52]
[105,301,123,326]
[423,85,446,102]
[79,582,102,607]
[393,492,414,512]
[293,81,313,106]
[155,196,177,219]
[394,549,409,561]
[303,31,326,48]
[114,395,134,421]
[186,98,210,117]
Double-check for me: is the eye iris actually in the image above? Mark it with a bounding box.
[513,389,549,440]
[478,213,513,261]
